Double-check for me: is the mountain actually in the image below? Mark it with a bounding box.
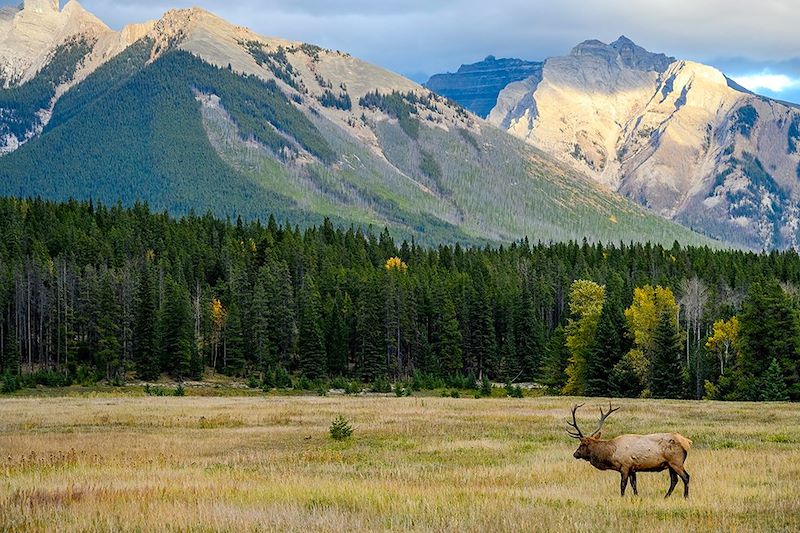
[0,5,717,248]
[486,36,800,250]
[424,56,542,118]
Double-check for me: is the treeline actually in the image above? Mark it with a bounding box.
[0,197,798,401]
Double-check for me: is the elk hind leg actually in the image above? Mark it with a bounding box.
[665,468,678,498]
[630,472,638,496]
[678,468,690,498]
[620,469,629,497]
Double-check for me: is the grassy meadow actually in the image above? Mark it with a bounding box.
[0,394,798,531]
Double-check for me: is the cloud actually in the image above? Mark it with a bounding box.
[731,71,800,93]
[3,0,800,89]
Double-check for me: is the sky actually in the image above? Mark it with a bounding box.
[7,0,800,103]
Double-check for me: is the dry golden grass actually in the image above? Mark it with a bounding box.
[0,395,798,532]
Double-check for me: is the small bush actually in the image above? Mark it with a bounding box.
[450,389,460,398]
[247,375,260,389]
[1,370,21,393]
[344,381,361,394]
[329,415,353,440]
[174,383,186,397]
[330,376,348,390]
[317,384,328,396]
[371,376,391,393]
[274,366,292,389]
[703,380,718,400]
[145,385,167,396]
[506,384,524,398]
[480,376,492,397]
[297,375,311,391]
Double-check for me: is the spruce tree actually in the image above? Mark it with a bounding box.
[649,309,684,398]
[465,276,496,379]
[436,294,463,376]
[298,276,326,379]
[162,276,193,380]
[251,266,273,376]
[540,326,569,391]
[514,285,545,380]
[266,261,297,369]
[738,279,800,400]
[224,303,245,377]
[357,275,385,381]
[96,271,122,383]
[133,263,160,380]
[761,358,789,401]
[586,278,629,396]
[325,293,350,377]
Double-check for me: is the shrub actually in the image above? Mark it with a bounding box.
[371,376,391,393]
[247,375,260,389]
[344,381,361,395]
[174,383,186,397]
[1,370,21,393]
[450,389,460,398]
[145,385,167,396]
[480,376,492,397]
[330,376,348,390]
[329,415,353,440]
[297,375,311,390]
[506,384,524,398]
[274,366,292,389]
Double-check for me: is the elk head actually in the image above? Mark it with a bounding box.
[567,403,619,460]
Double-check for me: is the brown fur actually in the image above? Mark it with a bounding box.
[569,405,692,498]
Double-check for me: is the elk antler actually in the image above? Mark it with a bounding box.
[566,403,585,439]
[589,403,620,438]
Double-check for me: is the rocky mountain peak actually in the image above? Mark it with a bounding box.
[23,0,60,14]
[570,36,674,73]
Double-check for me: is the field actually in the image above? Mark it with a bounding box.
[1,394,798,531]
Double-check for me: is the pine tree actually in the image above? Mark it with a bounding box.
[224,303,245,377]
[540,326,569,391]
[515,285,545,380]
[133,262,160,380]
[325,292,350,377]
[586,278,629,396]
[609,352,643,398]
[356,275,385,381]
[266,261,297,369]
[96,270,122,383]
[298,276,326,379]
[737,279,800,400]
[162,276,193,380]
[465,275,496,379]
[251,266,273,376]
[650,309,684,398]
[761,358,789,401]
[436,294,463,376]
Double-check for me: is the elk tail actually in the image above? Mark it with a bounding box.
[674,433,693,451]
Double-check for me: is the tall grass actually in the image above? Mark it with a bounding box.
[0,396,797,531]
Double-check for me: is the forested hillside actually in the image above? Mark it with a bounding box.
[1,198,797,400]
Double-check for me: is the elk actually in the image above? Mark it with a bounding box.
[567,403,692,498]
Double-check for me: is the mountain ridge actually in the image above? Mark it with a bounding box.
[472,37,800,249]
[0,5,720,248]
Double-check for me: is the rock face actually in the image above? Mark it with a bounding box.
[0,0,109,85]
[425,56,542,117]
[488,37,800,249]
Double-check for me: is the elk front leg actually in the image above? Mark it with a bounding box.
[629,471,638,496]
[620,469,629,496]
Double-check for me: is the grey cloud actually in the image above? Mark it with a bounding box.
[3,0,800,84]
